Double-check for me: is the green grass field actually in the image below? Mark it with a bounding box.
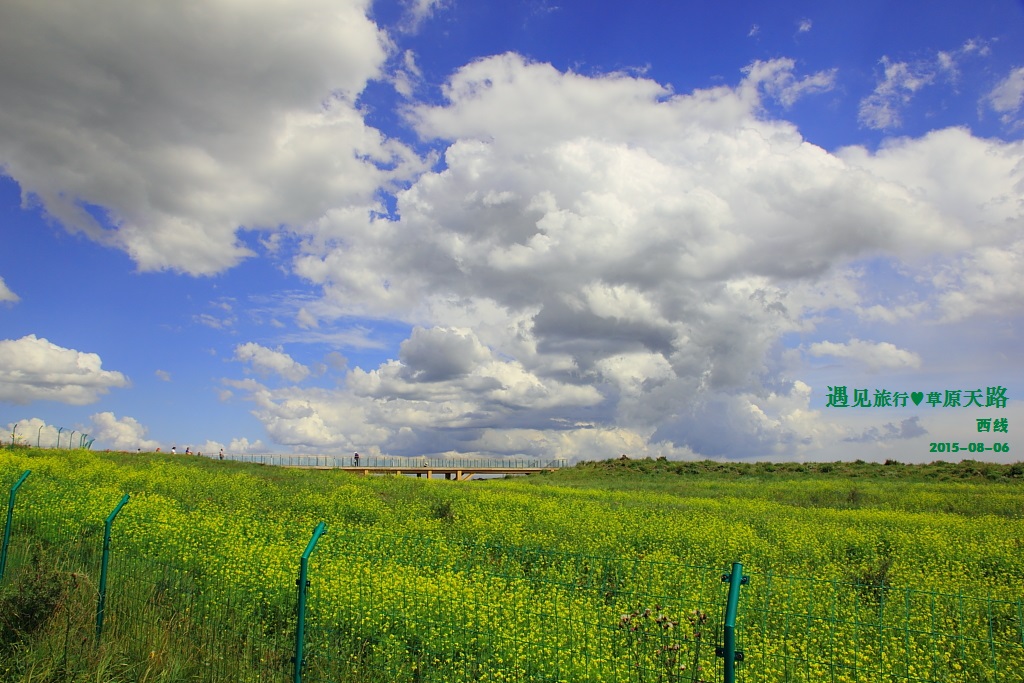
[1,448,1022,682]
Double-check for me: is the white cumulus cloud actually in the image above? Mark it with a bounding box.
[234,342,310,383]
[279,54,1022,460]
[859,57,936,130]
[0,335,128,404]
[0,276,18,303]
[401,0,448,33]
[807,339,923,372]
[859,41,989,130]
[0,0,422,275]
[986,66,1024,127]
[4,417,81,448]
[744,58,836,107]
[89,411,160,451]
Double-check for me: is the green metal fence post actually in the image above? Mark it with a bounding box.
[0,470,30,582]
[717,562,749,683]
[95,493,130,642]
[294,521,326,683]
[1018,598,1023,646]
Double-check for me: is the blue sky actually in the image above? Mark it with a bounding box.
[1,0,1022,462]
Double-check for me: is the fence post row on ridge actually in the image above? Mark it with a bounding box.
[2,428,93,450]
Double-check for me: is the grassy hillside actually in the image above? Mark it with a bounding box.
[530,456,1024,517]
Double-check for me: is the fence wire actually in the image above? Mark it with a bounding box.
[2,466,1022,683]
[738,571,1024,682]
[303,530,728,682]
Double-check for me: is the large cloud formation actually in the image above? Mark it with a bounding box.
[267,55,1022,458]
[0,0,420,275]
[2,0,1021,461]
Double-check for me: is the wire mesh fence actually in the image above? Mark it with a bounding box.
[738,571,1024,682]
[302,531,730,682]
[2,466,1022,683]
[101,547,294,682]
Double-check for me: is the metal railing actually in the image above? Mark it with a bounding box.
[223,453,568,470]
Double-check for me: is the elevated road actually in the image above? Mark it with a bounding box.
[327,465,554,480]
[222,454,568,480]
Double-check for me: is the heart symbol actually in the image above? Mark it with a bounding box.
[911,392,923,406]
